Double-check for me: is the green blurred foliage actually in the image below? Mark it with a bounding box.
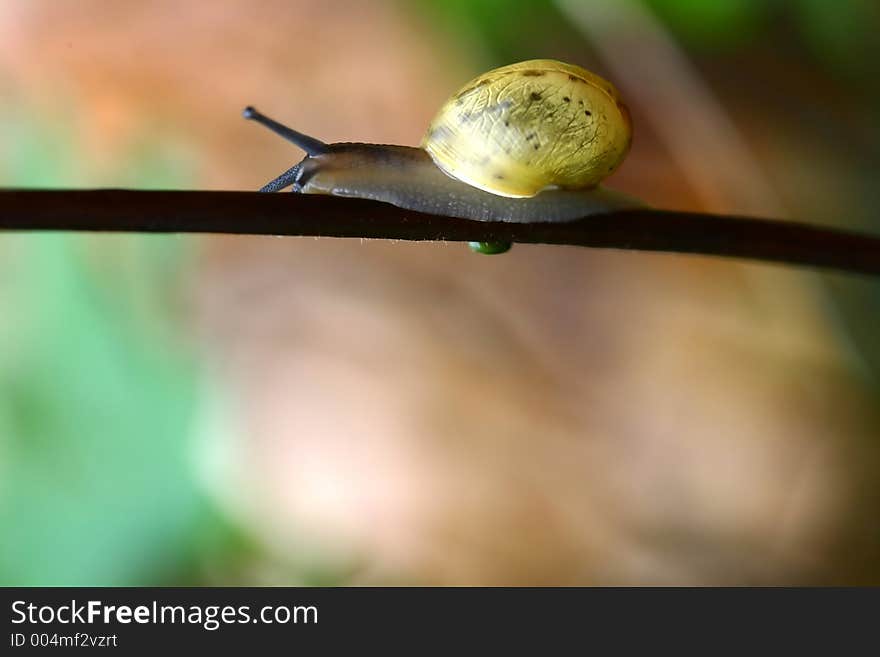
[795,0,880,84]
[0,110,247,585]
[651,0,880,83]
[414,0,582,64]
[644,0,767,49]
[417,0,880,89]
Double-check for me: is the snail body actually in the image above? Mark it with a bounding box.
[279,142,639,223]
[245,60,641,242]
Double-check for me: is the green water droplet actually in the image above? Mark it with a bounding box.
[468,241,512,255]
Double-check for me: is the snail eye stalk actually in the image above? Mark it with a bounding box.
[243,106,328,157]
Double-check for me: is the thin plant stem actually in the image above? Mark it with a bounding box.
[0,189,878,276]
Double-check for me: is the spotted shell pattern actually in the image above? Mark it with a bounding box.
[422,60,632,198]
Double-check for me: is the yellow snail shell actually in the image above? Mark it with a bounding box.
[422,59,633,199]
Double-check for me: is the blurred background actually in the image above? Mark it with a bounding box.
[1,0,878,585]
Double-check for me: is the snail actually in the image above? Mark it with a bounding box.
[245,59,641,254]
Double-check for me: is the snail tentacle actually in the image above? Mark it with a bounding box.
[258,163,301,193]
[243,106,329,157]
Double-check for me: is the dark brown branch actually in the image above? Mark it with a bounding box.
[1,189,878,276]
